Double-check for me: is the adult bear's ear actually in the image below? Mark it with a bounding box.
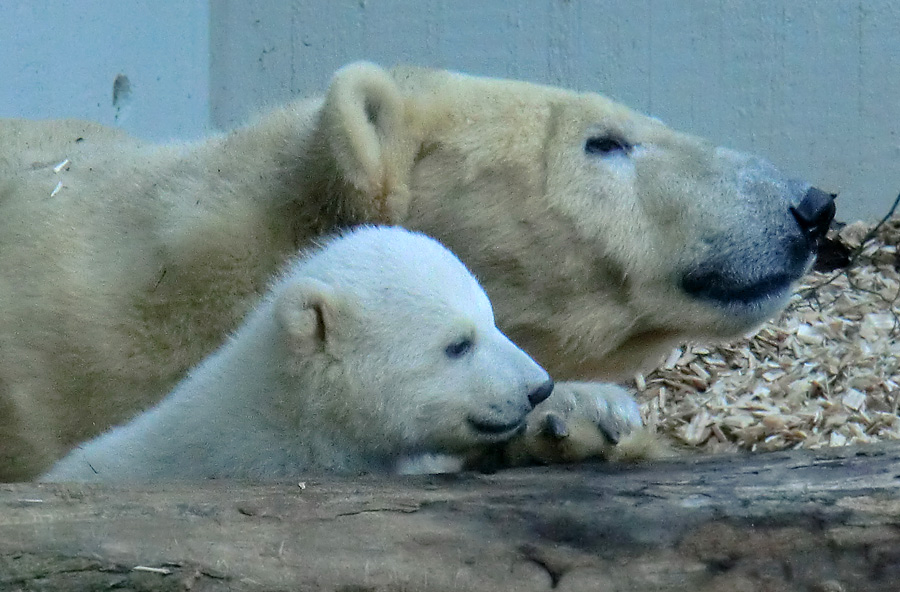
[275,278,351,359]
[317,62,416,223]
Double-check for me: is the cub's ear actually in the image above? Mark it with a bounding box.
[319,62,415,223]
[275,278,351,358]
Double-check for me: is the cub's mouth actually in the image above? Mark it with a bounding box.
[467,416,526,440]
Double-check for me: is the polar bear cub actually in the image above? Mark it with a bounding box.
[42,227,554,482]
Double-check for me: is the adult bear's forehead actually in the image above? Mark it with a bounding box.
[393,64,652,126]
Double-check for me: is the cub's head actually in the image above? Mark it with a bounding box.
[273,226,552,458]
[313,63,835,380]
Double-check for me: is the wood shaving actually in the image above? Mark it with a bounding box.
[132,565,172,575]
[52,158,70,173]
[632,216,900,453]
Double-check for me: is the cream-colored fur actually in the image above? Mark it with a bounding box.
[41,227,553,482]
[500,383,673,466]
[1,62,824,480]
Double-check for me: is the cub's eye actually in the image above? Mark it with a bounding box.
[445,338,474,359]
[584,135,633,156]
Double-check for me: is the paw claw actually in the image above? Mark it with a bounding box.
[594,389,643,444]
[504,381,645,465]
[541,413,569,440]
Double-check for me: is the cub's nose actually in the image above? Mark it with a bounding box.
[791,187,836,243]
[528,379,555,408]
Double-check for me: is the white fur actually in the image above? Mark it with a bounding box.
[41,227,550,482]
[2,62,822,479]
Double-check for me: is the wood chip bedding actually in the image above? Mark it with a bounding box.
[633,215,900,453]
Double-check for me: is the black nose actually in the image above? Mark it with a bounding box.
[527,379,555,408]
[791,187,836,243]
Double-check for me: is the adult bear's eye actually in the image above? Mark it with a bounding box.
[445,338,474,359]
[585,135,633,156]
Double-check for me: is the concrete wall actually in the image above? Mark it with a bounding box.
[0,0,210,141]
[4,1,900,221]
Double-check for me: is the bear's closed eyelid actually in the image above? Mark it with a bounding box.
[584,135,634,156]
[444,337,475,359]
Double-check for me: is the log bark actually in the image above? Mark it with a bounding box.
[2,444,899,592]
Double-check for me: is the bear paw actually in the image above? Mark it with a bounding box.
[498,381,669,467]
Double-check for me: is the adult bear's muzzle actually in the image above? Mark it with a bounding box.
[790,187,837,245]
[679,180,835,311]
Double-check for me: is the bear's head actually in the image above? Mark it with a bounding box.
[273,227,553,458]
[311,63,835,380]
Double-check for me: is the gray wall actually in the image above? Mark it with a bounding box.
[0,0,210,141]
[5,1,900,221]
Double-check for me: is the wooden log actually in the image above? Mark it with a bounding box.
[2,444,899,591]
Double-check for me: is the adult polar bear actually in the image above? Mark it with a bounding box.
[0,63,833,480]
